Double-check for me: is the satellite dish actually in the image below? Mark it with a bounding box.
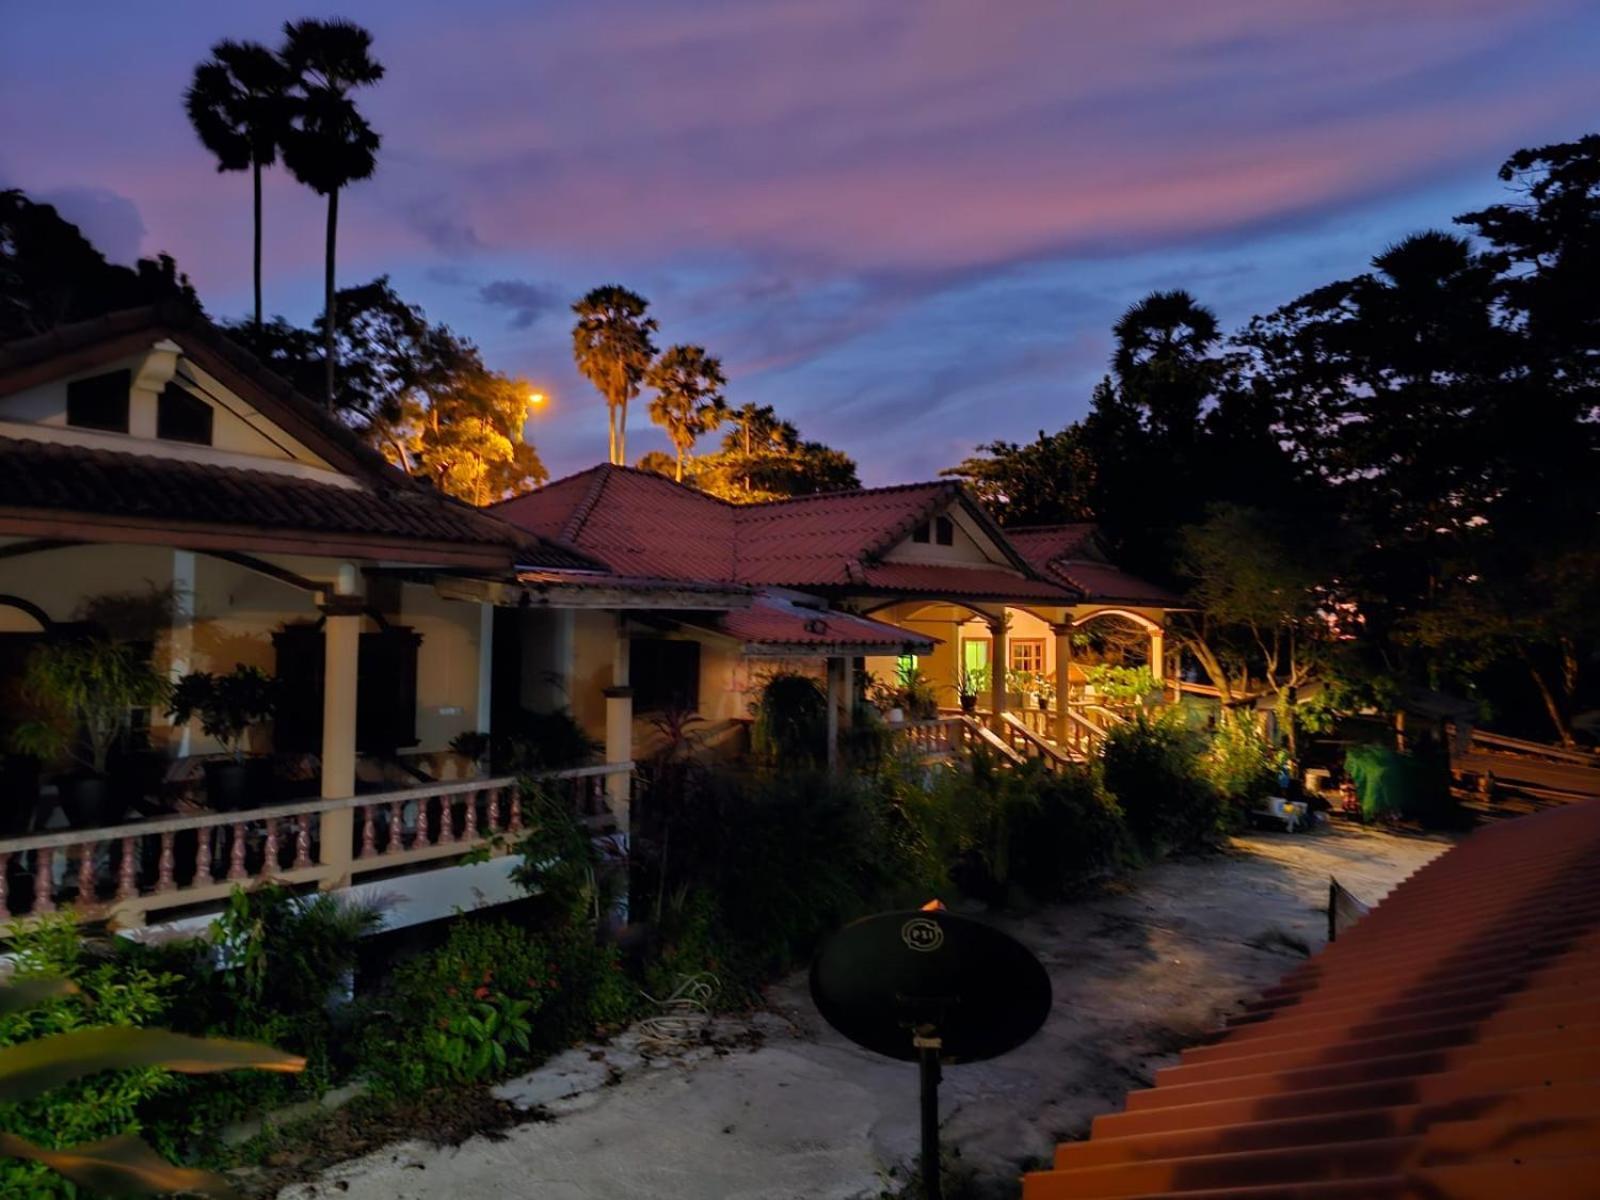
[810,907,1052,1199]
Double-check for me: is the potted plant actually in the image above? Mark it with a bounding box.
[168,666,280,811]
[1032,676,1056,711]
[958,664,987,714]
[8,637,170,829]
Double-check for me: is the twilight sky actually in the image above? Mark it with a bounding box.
[4,1,1598,484]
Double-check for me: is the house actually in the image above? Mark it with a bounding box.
[492,465,1180,760]
[0,307,606,932]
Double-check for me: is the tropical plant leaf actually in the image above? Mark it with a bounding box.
[0,1131,236,1197]
[0,974,78,1013]
[0,1027,304,1103]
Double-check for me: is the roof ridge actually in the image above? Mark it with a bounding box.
[562,465,617,543]
[745,479,955,510]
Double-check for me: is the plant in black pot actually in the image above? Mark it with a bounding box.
[168,666,280,812]
[8,637,171,829]
[958,664,987,715]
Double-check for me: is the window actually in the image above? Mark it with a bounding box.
[1010,639,1045,674]
[629,637,701,713]
[66,370,131,432]
[934,516,954,545]
[157,383,213,445]
[911,521,931,544]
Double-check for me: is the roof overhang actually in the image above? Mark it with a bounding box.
[0,508,514,571]
[436,571,752,611]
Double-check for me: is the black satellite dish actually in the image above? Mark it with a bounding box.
[810,907,1052,1200]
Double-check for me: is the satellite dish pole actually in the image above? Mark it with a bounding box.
[810,906,1052,1200]
[914,1025,944,1200]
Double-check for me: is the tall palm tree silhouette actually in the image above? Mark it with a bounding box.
[279,19,384,409]
[184,40,291,331]
[572,286,658,465]
[647,345,728,481]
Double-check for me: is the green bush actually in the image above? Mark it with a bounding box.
[358,919,553,1094]
[1102,712,1229,853]
[0,916,179,1198]
[132,884,380,1160]
[1004,764,1134,899]
[750,672,829,767]
[1202,713,1283,808]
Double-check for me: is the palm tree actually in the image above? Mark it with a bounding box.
[571,286,657,465]
[646,344,728,481]
[279,19,384,409]
[183,40,291,331]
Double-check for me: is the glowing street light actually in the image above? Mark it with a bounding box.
[528,391,547,409]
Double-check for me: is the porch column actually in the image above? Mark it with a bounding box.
[826,656,846,769]
[1149,626,1166,687]
[987,615,1008,729]
[319,569,362,889]
[604,617,632,833]
[1051,622,1073,748]
[474,602,494,735]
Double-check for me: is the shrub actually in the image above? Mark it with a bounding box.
[1102,712,1228,853]
[750,672,829,767]
[492,707,601,773]
[359,919,553,1094]
[1004,764,1134,899]
[1202,713,1283,808]
[0,916,178,1197]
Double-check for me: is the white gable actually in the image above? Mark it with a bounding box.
[0,337,355,486]
[882,501,1016,568]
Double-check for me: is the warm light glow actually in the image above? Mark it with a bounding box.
[920,898,946,912]
[529,391,547,408]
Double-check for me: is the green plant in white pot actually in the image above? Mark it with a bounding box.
[168,665,280,811]
[8,638,171,829]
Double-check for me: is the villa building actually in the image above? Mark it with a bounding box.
[0,308,1175,935]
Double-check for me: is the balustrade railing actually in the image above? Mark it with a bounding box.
[0,762,632,929]
[890,717,968,758]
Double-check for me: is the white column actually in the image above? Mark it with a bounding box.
[988,615,1008,728]
[825,656,845,770]
[474,602,494,735]
[1052,622,1073,748]
[604,615,632,832]
[1149,626,1165,687]
[319,566,361,889]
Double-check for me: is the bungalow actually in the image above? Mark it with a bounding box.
[492,465,1180,762]
[0,309,1177,934]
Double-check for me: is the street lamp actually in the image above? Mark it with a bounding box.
[529,391,546,409]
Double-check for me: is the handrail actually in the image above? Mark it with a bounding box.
[1000,713,1079,768]
[961,715,1025,765]
[1449,724,1599,767]
[0,762,634,928]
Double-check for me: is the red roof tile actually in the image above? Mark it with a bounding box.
[1023,803,1600,1200]
[0,434,588,568]
[1009,524,1181,606]
[705,592,937,654]
[495,466,1080,603]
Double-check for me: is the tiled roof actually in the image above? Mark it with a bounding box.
[1023,802,1600,1199]
[0,305,391,481]
[854,561,1081,601]
[496,466,1078,603]
[0,309,604,570]
[1009,524,1181,606]
[709,592,938,654]
[0,433,586,567]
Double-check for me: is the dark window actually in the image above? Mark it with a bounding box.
[271,623,422,755]
[935,516,955,545]
[65,370,131,432]
[911,521,931,544]
[629,637,701,713]
[157,384,213,445]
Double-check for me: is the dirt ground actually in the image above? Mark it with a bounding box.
[274,823,1450,1200]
